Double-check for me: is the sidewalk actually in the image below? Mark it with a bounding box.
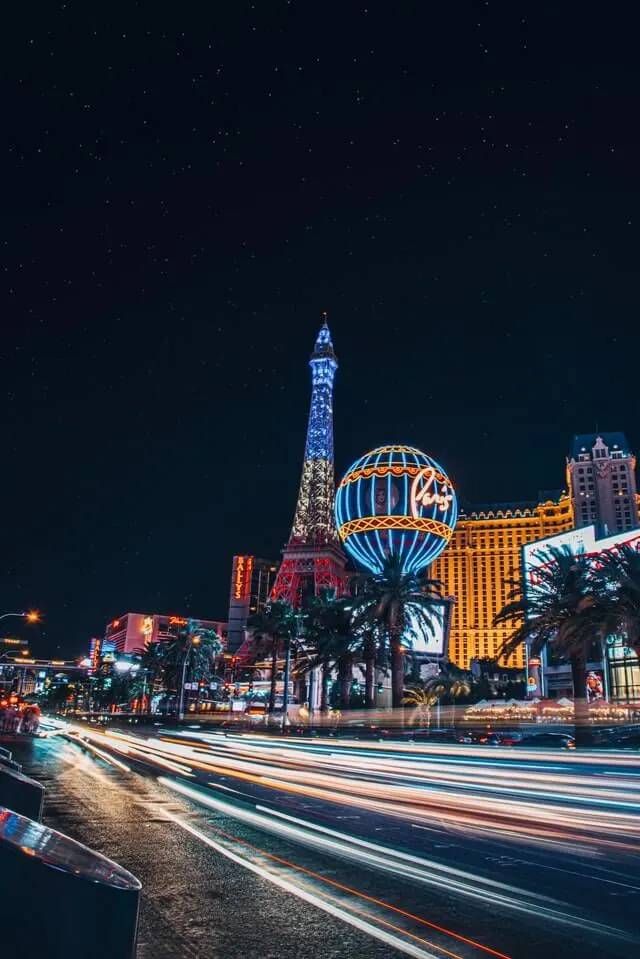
[12,735,391,959]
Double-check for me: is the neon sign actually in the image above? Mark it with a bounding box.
[91,637,102,673]
[335,445,457,574]
[142,616,153,639]
[410,467,454,518]
[233,555,253,601]
[169,616,188,626]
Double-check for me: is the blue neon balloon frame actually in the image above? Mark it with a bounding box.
[335,445,457,574]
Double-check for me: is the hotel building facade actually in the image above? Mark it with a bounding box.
[227,555,279,652]
[104,612,227,656]
[432,432,639,670]
[431,495,574,668]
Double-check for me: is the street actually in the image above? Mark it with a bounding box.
[12,726,640,959]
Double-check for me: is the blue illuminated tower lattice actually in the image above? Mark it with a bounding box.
[271,315,347,605]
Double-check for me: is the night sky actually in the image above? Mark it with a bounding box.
[3,3,639,658]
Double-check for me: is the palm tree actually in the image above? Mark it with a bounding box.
[127,671,148,713]
[301,589,340,712]
[495,545,608,746]
[403,686,438,726]
[360,624,382,710]
[157,620,223,714]
[597,544,640,651]
[351,553,444,711]
[303,593,357,711]
[133,642,166,713]
[424,672,472,727]
[247,602,297,715]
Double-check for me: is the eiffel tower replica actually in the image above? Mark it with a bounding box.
[271,315,347,606]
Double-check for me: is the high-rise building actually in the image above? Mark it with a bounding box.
[270,316,347,605]
[227,555,279,652]
[431,494,573,669]
[567,433,639,535]
[105,612,227,655]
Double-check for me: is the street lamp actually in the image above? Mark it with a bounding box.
[178,635,201,721]
[0,648,30,664]
[0,648,33,698]
[281,616,303,732]
[0,611,40,624]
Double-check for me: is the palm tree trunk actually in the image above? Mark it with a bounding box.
[340,656,353,711]
[281,636,292,728]
[390,631,404,715]
[364,633,375,710]
[571,653,591,747]
[268,643,278,715]
[320,665,329,712]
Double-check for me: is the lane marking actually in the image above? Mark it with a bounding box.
[162,809,452,959]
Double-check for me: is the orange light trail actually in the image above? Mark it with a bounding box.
[207,822,513,959]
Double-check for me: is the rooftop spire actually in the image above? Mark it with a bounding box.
[312,312,337,362]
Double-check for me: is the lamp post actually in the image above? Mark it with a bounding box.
[281,616,302,732]
[178,635,201,721]
[0,612,39,692]
[0,611,40,625]
[0,649,31,700]
[0,650,30,663]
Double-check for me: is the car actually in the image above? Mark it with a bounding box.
[409,728,459,743]
[607,732,640,749]
[514,732,575,749]
[496,732,522,746]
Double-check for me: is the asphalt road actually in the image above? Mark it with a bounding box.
[12,726,640,959]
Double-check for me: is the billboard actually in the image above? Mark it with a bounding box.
[522,523,640,702]
[523,524,640,581]
[405,599,452,658]
[522,526,596,587]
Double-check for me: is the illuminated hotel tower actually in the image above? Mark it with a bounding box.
[566,433,639,535]
[271,316,347,605]
[431,495,573,669]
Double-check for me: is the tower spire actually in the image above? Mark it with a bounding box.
[290,317,338,540]
[271,316,346,605]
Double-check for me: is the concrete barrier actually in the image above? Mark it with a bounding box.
[0,806,141,956]
[0,745,22,772]
[0,765,44,820]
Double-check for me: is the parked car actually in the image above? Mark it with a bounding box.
[409,728,459,743]
[607,731,640,749]
[591,725,640,747]
[496,732,522,746]
[514,732,576,749]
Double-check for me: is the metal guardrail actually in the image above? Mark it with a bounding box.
[0,807,141,956]
[0,765,44,820]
